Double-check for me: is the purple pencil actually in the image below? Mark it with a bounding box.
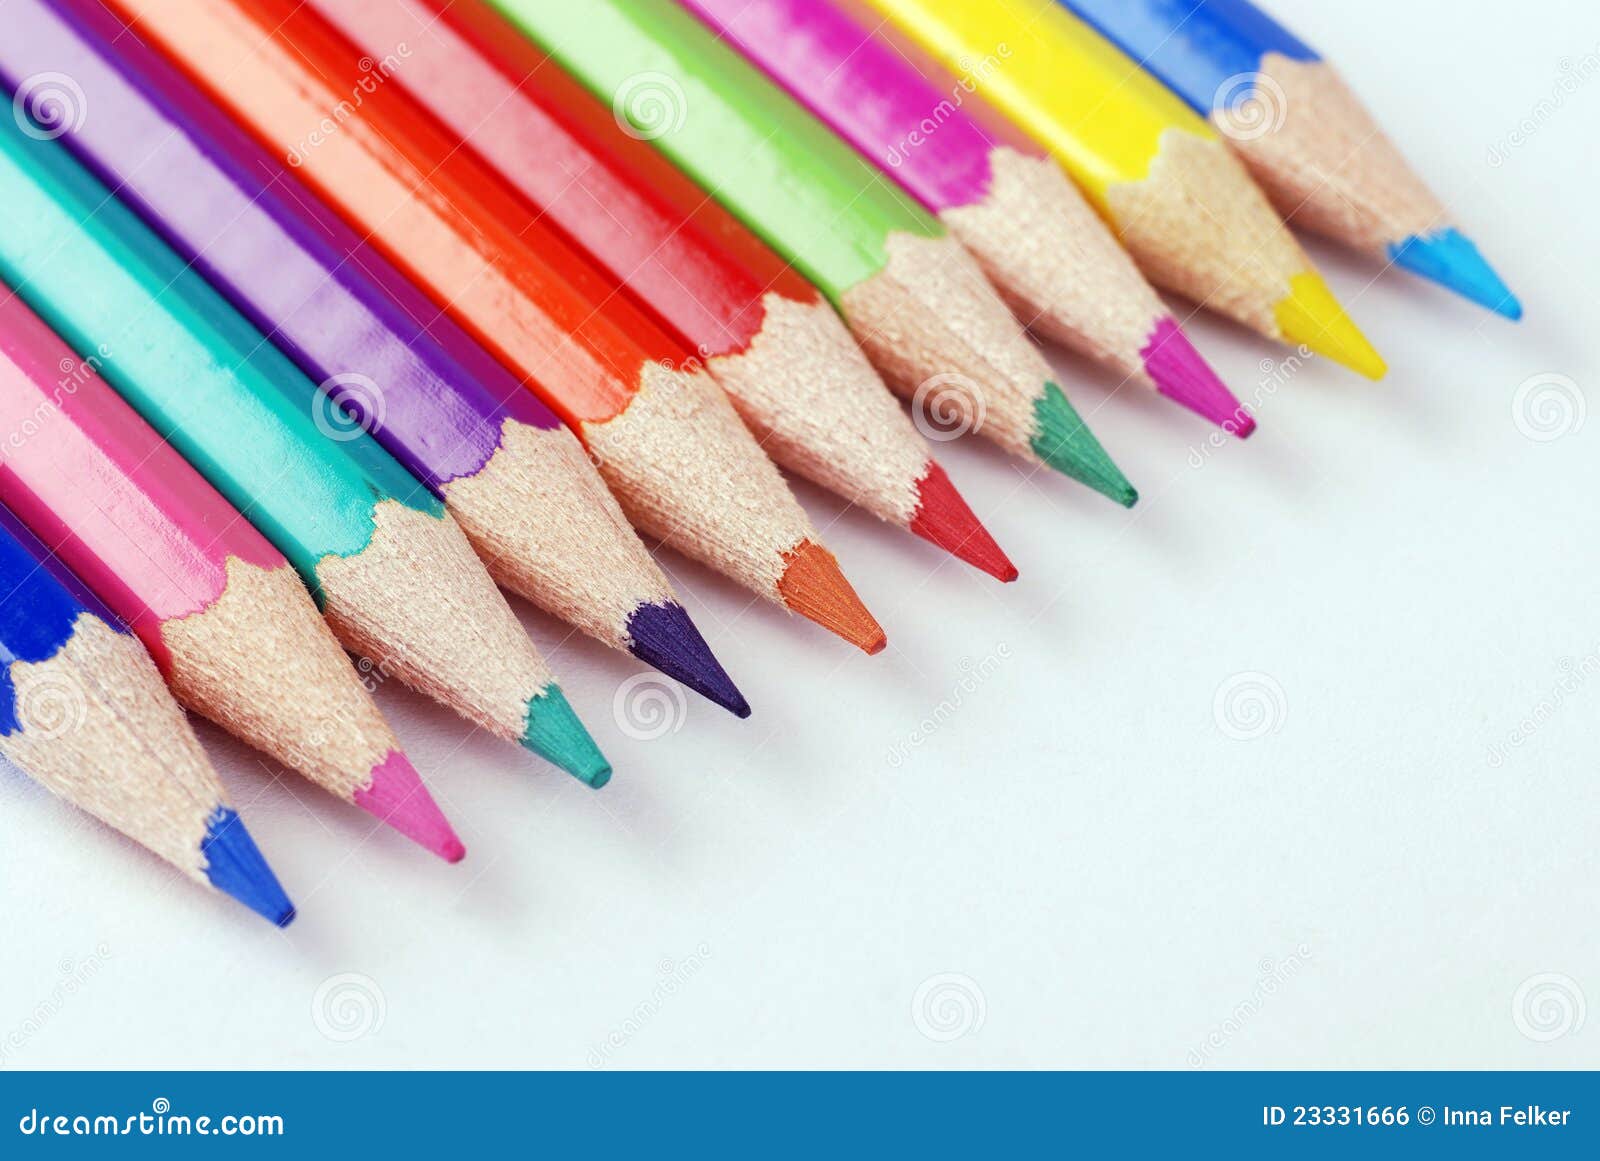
[12,0,746,715]
[684,0,1252,435]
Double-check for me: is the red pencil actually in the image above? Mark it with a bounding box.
[308,0,1014,583]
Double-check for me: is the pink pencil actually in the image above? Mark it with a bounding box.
[0,291,463,861]
[684,0,1251,434]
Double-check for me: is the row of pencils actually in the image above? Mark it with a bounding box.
[0,0,1518,926]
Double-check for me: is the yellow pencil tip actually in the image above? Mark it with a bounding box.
[1274,272,1387,380]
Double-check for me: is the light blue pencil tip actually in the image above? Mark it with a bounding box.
[523,685,612,789]
[1388,228,1522,320]
[200,808,295,927]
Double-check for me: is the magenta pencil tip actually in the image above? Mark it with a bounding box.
[352,750,466,862]
[1141,318,1253,437]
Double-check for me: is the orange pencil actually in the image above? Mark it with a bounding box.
[110,0,884,653]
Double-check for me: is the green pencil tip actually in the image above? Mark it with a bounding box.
[523,685,612,788]
[1029,382,1138,507]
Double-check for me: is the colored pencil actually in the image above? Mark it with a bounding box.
[306,0,1018,581]
[11,0,747,717]
[858,0,1387,380]
[0,503,295,924]
[680,0,1251,437]
[0,116,610,787]
[1059,0,1520,319]
[0,292,462,861]
[487,0,1137,504]
[109,0,888,652]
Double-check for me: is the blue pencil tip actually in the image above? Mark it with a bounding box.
[523,685,612,788]
[1388,228,1522,320]
[200,808,295,927]
[626,601,750,718]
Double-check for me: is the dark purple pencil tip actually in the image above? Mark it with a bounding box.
[626,601,750,718]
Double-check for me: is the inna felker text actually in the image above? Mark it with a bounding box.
[1263,1105,1571,1128]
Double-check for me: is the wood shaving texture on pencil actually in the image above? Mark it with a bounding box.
[709,293,925,528]
[2,613,214,882]
[161,555,394,800]
[318,499,555,744]
[585,363,814,603]
[442,417,676,650]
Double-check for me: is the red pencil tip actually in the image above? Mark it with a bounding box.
[1141,318,1254,438]
[909,461,1017,582]
[352,751,466,863]
[777,539,887,654]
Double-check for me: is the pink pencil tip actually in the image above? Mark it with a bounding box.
[1141,318,1254,438]
[352,750,466,863]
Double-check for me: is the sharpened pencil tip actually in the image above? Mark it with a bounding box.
[1387,228,1522,320]
[199,807,295,926]
[1141,317,1254,437]
[523,685,613,787]
[626,601,750,717]
[353,751,466,863]
[1030,383,1138,507]
[909,460,1017,582]
[1275,273,1387,380]
[777,539,886,654]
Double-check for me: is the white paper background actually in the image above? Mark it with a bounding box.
[2,0,1596,1069]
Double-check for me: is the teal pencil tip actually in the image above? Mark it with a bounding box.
[1388,228,1522,320]
[1029,382,1138,507]
[523,685,612,789]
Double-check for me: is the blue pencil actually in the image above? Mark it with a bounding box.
[1060,0,1521,318]
[0,502,294,925]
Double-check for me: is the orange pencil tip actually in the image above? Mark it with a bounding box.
[777,539,887,654]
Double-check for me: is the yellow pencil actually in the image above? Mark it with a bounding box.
[860,0,1386,379]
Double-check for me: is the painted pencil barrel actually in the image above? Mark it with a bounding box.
[485,0,1137,503]
[9,0,743,720]
[106,0,886,653]
[308,0,1014,579]
[680,0,1249,435]
[0,109,606,784]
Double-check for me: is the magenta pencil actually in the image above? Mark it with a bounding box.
[684,0,1251,434]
